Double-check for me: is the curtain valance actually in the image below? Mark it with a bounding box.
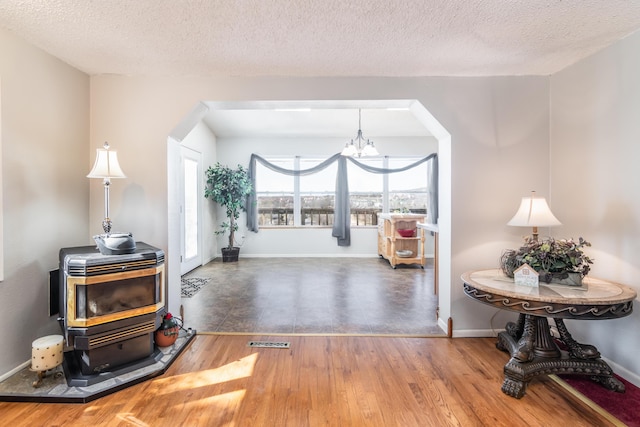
[246,153,438,246]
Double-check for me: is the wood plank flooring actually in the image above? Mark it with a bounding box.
[0,335,616,426]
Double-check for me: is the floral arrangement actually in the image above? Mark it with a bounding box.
[500,237,593,283]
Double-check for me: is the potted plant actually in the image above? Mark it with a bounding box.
[204,162,253,262]
[500,236,593,286]
[155,312,180,347]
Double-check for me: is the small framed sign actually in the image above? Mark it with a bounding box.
[514,263,539,287]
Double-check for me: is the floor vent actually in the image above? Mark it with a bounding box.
[248,341,290,349]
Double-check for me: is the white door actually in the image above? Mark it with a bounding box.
[180,146,202,275]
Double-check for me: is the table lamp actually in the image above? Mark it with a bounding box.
[87,142,135,254]
[507,191,561,241]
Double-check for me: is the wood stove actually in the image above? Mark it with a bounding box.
[59,242,165,381]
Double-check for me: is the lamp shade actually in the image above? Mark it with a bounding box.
[341,143,358,157]
[87,144,126,179]
[361,142,379,156]
[508,192,561,227]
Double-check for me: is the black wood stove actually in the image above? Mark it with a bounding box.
[58,242,166,386]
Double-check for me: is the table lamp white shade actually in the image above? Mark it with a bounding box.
[508,191,561,240]
[31,335,64,372]
[87,142,126,234]
[87,143,126,179]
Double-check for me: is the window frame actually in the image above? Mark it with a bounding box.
[255,155,430,228]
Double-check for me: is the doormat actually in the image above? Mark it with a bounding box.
[552,374,640,427]
[248,341,290,349]
[181,277,211,298]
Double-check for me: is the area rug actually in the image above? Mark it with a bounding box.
[551,374,640,426]
[181,277,211,298]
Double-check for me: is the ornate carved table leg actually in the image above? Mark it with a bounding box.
[501,374,527,399]
[554,319,600,359]
[497,314,535,361]
[505,313,525,339]
[554,318,625,392]
[532,317,561,359]
[497,313,527,354]
[498,315,562,399]
[513,314,536,362]
[590,375,626,392]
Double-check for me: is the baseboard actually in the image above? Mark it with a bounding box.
[235,254,436,259]
[451,328,502,338]
[437,318,449,335]
[240,254,382,258]
[602,356,640,388]
[0,360,30,383]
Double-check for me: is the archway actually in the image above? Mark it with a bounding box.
[167,99,452,334]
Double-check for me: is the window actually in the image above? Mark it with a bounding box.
[388,157,429,215]
[255,158,294,226]
[300,158,337,226]
[348,158,383,226]
[255,155,431,227]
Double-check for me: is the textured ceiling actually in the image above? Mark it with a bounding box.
[2,0,640,77]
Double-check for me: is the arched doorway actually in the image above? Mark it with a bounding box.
[167,99,452,334]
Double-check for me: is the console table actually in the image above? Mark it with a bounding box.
[462,269,636,399]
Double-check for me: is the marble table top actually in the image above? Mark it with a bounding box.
[462,269,637,306]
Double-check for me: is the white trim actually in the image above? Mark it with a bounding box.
[437,317,449,335]
[170,99,451,333]
[180,146,203,275]
[603,356,640,388]
[233,254,436,259]
[235,253,381,258]
[0,360,30,382]
[293,156,301,226]
[166,137,182,316]
[452,328,504,338]
[169,102,209,142]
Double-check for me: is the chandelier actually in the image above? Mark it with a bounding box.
[341,109,379,157]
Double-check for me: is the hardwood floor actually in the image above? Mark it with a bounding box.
[0,335,616,426]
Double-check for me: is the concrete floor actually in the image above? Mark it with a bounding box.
[181,257,444,336]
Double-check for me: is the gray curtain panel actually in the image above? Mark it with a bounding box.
[246,153,438,246]
[332,155,350,246]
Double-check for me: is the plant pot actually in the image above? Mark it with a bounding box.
[542,272,583,287]
[222,247,240,263]
[155,326,179,347]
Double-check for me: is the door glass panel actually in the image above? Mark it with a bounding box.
[184,157,199,259]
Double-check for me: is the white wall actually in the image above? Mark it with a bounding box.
[180,121,218,263]
[0,28,89,377]
[550,30,640,381]
[0,31,558,377]
[89,75,549,339]
[4,23,638,386]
